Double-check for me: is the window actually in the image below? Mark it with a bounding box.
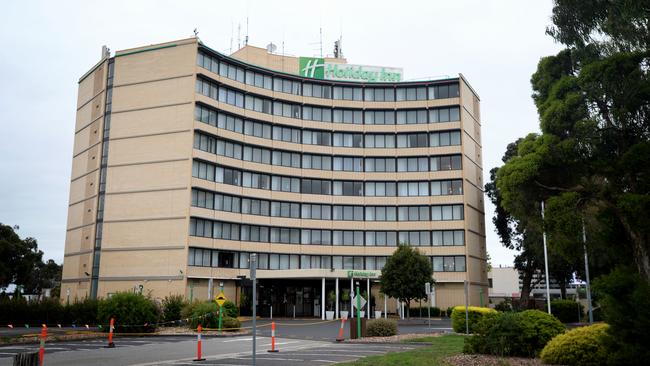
[431,180,463,196]
[432,255,469,273]
[432,230,465,246]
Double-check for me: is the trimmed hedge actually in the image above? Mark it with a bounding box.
[451,306,498,333]
[551,299,583,323]
[464,309,565,357]
[407,306,442,317]
[0,297,100,326]
[366,318,398,337]
[541,323,609,365]
[97,292,160,333]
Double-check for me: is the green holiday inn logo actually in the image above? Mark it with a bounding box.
[299,56,402,83]
[299,57,325,79]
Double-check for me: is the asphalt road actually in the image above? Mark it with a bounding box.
[0,317,450,365]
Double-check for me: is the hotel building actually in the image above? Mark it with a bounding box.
[61,37,487,317]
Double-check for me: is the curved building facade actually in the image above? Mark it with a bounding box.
[62,38,487,316]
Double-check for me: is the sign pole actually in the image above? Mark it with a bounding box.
[218,282,224,333]
[356,282,361,337]
[425,282,431,329]
[464,280,469,335]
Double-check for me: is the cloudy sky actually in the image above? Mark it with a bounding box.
[0,0,562,266]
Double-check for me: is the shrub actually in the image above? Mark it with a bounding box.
[551,299,583,323]
[593,268,650,365]
[366,318,398,337]
[65,298,101,325]
[464,309,565,357]
[540,323,608,365]
[220,300,238,318]
[222,316,241,331]
[494,299,514,312]
[451,306,498,333]
[517,310,566,356]
[162,294,187,323]
[407,306,441,317]
[97,292,160,333]
[445,306,454,317]
[182,301,218,329]
[464,311,522,356]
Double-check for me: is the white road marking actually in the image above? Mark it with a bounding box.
[223,337,253,342]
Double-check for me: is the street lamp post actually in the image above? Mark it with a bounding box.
[541,201,551,314]
[250,253,257,366]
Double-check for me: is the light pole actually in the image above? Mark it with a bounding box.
[541,201,551,314]
[250,253,257,366]
[582,219,594,324]
[66,288,70,305]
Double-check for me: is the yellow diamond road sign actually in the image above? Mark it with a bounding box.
[215,291,227,307]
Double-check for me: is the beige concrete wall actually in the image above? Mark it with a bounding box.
[62,57,108,301]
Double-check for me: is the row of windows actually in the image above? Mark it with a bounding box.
[192,189,464,221]
[196,78,461,125]
[194,132,462,172]
[189,218,465,246]
[192,161,464,196]
[195,104,462,148]
[197,51,460,101]
[188,247,465,272]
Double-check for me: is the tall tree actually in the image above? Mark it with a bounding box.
[0,223,61,295]
[380,245,432,317]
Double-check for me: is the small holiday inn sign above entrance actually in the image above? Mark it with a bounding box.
[299,57,403,83]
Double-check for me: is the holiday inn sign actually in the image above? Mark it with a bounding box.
[299,57,403,83]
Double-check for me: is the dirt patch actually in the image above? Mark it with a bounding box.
[445,354,546,366]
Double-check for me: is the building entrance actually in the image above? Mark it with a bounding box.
[241,279,322,318]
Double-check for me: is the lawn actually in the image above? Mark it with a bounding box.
[337,334,465,366]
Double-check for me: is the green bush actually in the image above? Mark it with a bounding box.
[494,299,514,312]
[464,309,565,357]
[64,298,101,325]
[366,318,398,337]
[517,310,566,356]
[451,306,498,333]
[182,300,237,329]
[407,306,441,317]
[551,299,583,323]
[222,316,241,331]
[540,323,609,365]
[220,300,238,318]
[182,301,218,329]
[97,292,160,333]
[593,268,650,365]
[464,311,521,356]
[162,294,187,323]
[445,306,454,317]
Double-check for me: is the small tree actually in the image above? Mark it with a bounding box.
[380,245,433,318]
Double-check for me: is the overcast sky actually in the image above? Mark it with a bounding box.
[0,0,562,267]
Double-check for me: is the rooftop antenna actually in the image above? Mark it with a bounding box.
[230,21,234,54]
[320,27,323,57]
[245,17,249,46]
[237,22,241,50]
[193,28,198,37]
